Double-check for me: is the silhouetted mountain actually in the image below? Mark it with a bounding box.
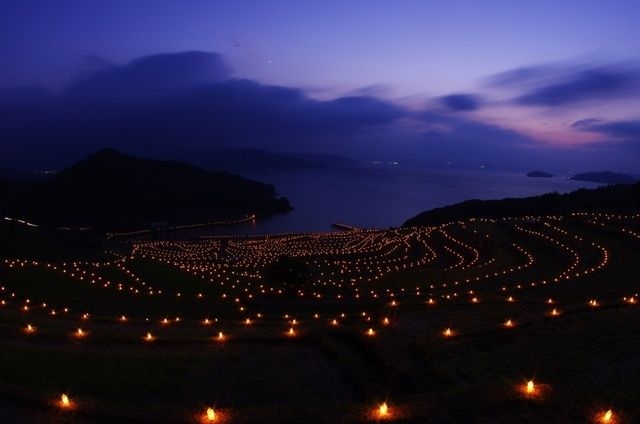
[526,171,553,178]
[570,171,636,184]
[203,148,323,170]
[1,149,291,230]
[180,148,360,171]
[285,153,361,167]
[404,182,640,227]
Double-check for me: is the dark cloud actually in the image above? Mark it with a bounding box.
[516,68,638,106]
[419,112,534,147]
[400,111,640,174]
[348,84,392,97]
[67,51,232,99]
[411,113,638,171]
[573,119,640,155]
[408,111,540,168]
[571,118,603,129]
[438,94,481,111]
[0,51,405,167]
[582,119,640,139]
[488,62,640,107]
[486,64,562,87]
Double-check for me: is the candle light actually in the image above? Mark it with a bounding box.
[60,393,71,408]
[599,409,615,423]
[526,380,535,394]
[378,402,388,417]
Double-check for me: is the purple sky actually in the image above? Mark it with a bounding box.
[1,0,640,171]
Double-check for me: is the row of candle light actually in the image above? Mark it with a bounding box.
[52,383,619,423]
[16,291,637,343]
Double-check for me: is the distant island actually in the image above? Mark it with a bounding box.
[0,149,292,230]
[179,148,361,171]
[404,181,640,227]
[526,170,553,178]
[570,171,636,185]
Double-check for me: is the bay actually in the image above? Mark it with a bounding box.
[190,166,600,236]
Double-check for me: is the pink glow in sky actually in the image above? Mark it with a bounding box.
[1,0,639,171]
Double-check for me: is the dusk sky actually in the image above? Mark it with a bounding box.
[2,0,640,171]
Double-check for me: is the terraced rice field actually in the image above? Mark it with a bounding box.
[0,212,638,423]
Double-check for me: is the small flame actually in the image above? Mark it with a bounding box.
[145,332,153,341]
[378,402,388,417]
[288,327,295,336]
[206,407,216,422]
[217,331,224,341]
[444,328,453,337]
[61,393,70,407]
[602,409,613,423]
[367,328,375,336]
[526,380,535,394]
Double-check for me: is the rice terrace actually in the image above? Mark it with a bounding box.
[3,4,640,422]
[1,210,639,423]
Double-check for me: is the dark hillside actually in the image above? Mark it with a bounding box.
[0,219,108,260]
[404,182,640,227]
[1,149,291,230]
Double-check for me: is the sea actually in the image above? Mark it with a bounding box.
[180,166,601,237]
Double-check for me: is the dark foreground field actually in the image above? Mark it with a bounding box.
[0,212,639,423]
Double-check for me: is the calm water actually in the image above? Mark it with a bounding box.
[192,166,601,236]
